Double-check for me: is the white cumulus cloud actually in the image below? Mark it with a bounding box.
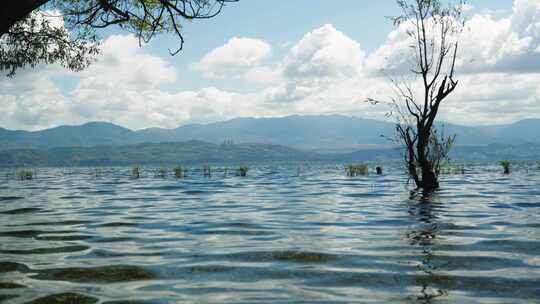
[283,24,365,80]
[192,37,272,78]
[368,0,540,74]
[265,24,366,103]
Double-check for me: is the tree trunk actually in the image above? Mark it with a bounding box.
[417,127,439,192]
[0,0,50,36]
[407,144,420,188]
[421,166,439,191]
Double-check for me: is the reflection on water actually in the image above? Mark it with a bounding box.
[0,163,539,303]
[407,191,447,303]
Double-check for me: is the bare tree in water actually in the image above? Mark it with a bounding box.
[368,0,465,192]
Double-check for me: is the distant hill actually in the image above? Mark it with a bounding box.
[1,115,539,151]
[2,141,539,167]
[0,122,140,150]
[0,141,321,167]
[137,115,394,151]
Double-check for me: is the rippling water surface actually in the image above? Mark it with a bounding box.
[1,163,539,303]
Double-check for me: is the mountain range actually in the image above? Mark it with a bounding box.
[3,141,540,167]
[1,115,539,152]
[0,141,321,167]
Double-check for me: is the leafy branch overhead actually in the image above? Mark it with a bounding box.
[0,0,238,76]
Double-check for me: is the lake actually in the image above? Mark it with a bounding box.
[1,163,539,303]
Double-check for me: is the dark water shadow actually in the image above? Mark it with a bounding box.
[25,292,98,304]
[31,265,156,283]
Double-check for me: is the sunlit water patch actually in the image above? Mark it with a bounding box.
[1,163,539,303]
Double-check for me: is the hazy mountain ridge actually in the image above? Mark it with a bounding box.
[0,141,321,167]
[0,122,141,150]
[2,141,540,167]
[1,115,539,151]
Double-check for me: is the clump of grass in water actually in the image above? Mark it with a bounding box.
[237,165,249,177]
[203,166,211,177]
[347,164,368,177]
[173,166,185,178]
[132,166,141,179]
[17,169,34,180]
[157,167,167,178]
[500,160,511,174]
[94,168,103,177]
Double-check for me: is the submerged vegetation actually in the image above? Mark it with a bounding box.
[157,168,167,178]
[132,166,141,179]
[500,160,511,174]
[237,165,249,177]
[94,168,103,177]
[17,169,34,180]
[347,164,369,177]
[174,166,186,178]
[9,160,537,183]
[203,166,212,177]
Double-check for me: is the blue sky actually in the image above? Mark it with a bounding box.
[2,0,539,131]
[150,0,513,91]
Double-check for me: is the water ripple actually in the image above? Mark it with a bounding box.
[0,163,539,303]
